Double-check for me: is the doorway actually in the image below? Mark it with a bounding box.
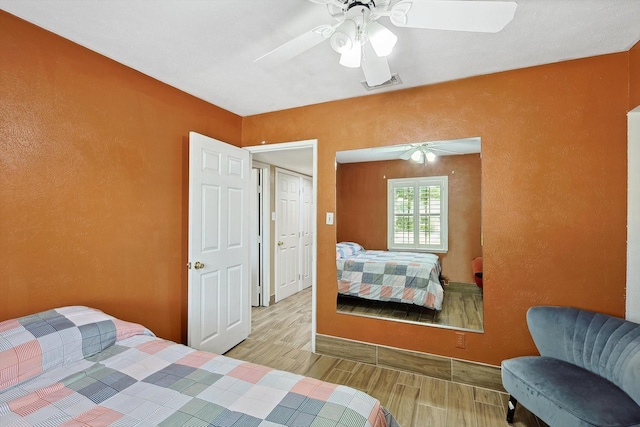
[246,140,318,352]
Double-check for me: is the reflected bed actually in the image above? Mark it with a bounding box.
[336,242,444,311]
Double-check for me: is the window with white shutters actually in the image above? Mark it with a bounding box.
[387,176,448,252]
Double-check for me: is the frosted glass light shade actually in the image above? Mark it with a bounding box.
[367,21,397,57]
[330,19,358,54]
[339,43,361,68]
[425,150,436,162]
[410,148,436,163]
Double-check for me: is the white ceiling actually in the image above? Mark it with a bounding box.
[2,0,639,118]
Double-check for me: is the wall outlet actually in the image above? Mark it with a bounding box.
[455,332,466,349]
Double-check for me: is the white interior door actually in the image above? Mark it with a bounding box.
[188,131,250,354]
[275,168,300,302]
[301,177,313,290]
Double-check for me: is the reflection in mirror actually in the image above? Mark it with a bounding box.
[335,138,483,331]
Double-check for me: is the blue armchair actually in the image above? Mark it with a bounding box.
[501,306,640,427]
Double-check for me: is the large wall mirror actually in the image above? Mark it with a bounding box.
[335,137,483,332]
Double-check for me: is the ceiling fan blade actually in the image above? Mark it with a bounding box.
[372,143,413,153]
[399,148,417,160]
[255,24,334,66]
[361,43,392,87]
[389,0,517,33]
[428,147,462,155]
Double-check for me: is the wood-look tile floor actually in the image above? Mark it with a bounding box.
[337,282,484,331]
[225,288,547,427]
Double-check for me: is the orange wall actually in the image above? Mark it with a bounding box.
[0,11,242,343]
[631,41,640,109]
[336,155,482,283]
[243,53,629,365]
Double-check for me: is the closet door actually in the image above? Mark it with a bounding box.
[275,169,300,302]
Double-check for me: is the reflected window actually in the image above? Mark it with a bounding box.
[387,176,449,252]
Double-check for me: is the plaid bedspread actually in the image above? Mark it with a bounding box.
[337,250,444,311]
[0,307,394,427]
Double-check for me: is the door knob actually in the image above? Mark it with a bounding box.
[194,261,205,270]
[277,241,284,246]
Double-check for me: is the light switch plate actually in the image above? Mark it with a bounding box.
[326,212,334,225]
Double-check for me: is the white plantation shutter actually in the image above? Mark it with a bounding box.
[387,176,448,252]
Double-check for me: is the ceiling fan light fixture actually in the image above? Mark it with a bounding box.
[255,0,519,85]
[410,147,436,163]
[366,21,397,57]
[425,150,436,162]
[330,19,357,54]
[339,42,362,67]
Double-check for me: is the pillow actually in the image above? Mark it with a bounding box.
[0,306,152,392]
[336,242,364,259]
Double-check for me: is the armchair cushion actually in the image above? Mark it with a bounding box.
[502,356,640,427]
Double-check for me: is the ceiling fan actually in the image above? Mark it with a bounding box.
[255,0,518,87]
[370,138,480,163]
[400,140,472,157]
[401,143,457,163]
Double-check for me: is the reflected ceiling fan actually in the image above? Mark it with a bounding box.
[400,141,464,164]
[255,0,517,87]
[373,138,480,164]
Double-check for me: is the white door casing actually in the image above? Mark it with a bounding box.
[628,106,640,322]
[250,168,260,307]
[301,177,313,290]
[275,168,301,302]
[188,132,250,354]
[251,162,271,308]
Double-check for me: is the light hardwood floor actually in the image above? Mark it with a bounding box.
[225,288,546,427]
[337,282,484,331]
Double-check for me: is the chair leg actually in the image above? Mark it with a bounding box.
[506,395,518,423]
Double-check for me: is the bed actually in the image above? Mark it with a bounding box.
[0,306,399,426]
[336,242,444,311]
